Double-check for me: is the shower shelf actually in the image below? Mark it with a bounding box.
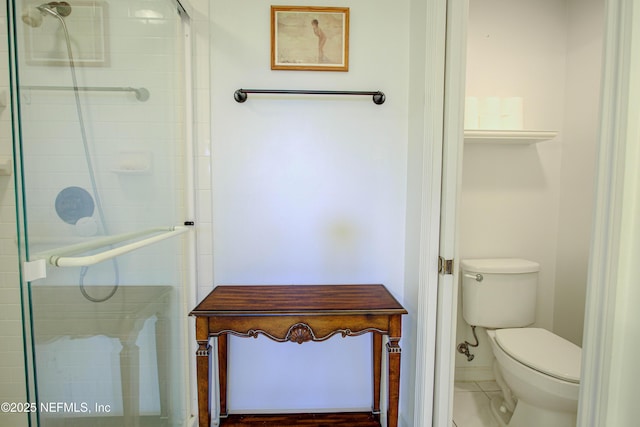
[112,151,152,174]
[464,130,558,144]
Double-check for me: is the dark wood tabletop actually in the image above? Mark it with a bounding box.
[190,284,407,315]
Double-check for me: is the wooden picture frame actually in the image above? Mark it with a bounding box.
[271,6,349,72]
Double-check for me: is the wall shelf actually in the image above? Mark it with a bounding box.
[464,130,558,144]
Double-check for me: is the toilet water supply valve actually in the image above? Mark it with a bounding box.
[457,325,480,361]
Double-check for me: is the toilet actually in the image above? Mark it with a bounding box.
[461,258,581,427]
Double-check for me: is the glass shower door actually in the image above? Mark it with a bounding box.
[9,1,194,426]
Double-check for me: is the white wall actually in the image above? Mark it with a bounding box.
[209,0,411,414]
[554,0,603,347]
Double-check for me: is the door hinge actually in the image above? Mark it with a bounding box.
[438,257,454,275]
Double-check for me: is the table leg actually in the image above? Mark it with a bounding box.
[218,334,228,418]
[386,338,402,427]
[120,340,140,427]
[155,312,169,425]
[196,339,211,427]
[372,333,382,415]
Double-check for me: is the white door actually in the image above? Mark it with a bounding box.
[432,1,469,426]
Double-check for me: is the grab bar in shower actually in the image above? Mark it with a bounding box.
[21,85,150,102]
[34,225,190,268]
[234,88,386,105]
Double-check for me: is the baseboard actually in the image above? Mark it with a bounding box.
[454,365,494,382]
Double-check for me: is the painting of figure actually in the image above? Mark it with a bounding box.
[271,6,349,71]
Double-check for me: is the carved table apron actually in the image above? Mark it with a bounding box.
[190,284,407,427]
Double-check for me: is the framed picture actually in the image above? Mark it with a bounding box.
[24,1,109,67]
[271,6,349,72]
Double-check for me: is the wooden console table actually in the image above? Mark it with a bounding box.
[190,284,407,427]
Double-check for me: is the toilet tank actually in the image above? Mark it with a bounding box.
[461,258,539,328]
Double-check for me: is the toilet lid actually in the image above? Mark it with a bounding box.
[495,328,581,384]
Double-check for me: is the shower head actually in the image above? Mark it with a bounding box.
[40,2,72,17]
[22,2,72,27]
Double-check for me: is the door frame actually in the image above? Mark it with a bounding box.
[407,0,447,424]
[578,0,640,425]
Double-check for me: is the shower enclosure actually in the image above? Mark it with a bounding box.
[7,1,196,426]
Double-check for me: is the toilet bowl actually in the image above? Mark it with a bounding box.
[460,259,582,427]
[486,328,580,427]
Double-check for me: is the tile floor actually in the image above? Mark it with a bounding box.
[452,381,504,427]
